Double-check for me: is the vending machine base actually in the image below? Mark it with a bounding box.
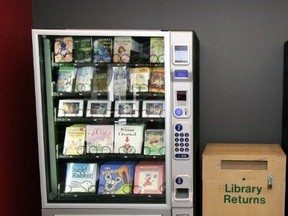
[42,209,171,216]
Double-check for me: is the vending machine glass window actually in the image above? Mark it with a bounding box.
[32,29,199,216]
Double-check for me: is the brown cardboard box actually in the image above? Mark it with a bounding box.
[203,143,286,216]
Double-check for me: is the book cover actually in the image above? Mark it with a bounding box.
[93,38,113,63]
[114,100,139,118]
[86,100,111,117]
[133,161,165,194]
[86,125,114,153]
[92,67,108,92]
[63,125,86,155]
[112,66,129,100]
[113,37,140,63]
[56,66,76,92]
[65,162,98,193]
[150,38,164,63]
[98,161,136,194]
[142,100,165,118]
[74,37,93,63]
[129,67,150,93]
[58,99,84,117]
[74,66,94,92]
[54,36,73,63]
[114,124,144,154]
[149,67,165,93]
[143,129,165,156]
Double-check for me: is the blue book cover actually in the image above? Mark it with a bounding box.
[97,161,136,194]
[65,163,98,193]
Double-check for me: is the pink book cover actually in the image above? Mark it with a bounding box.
[86,125,114,154]
[133,161,165,194]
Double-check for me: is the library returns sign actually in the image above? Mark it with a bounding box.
[202,143,286,216]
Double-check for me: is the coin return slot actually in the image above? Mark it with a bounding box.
[175,188,189,199]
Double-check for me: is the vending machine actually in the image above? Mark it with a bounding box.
[32,29,199,216]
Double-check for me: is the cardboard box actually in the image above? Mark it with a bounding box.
[203,143,286,216]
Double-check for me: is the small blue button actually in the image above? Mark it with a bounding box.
[175,108,183,116]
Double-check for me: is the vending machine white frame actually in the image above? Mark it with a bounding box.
[32,29,199,216]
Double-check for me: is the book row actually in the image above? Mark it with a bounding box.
[58,99,165,118]
[63,124,165,155]
[56,66,165,95]
[54,36,164,64]
[64,161,165,195]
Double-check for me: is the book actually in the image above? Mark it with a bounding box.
[114,124,144,154]
[111,66,129,100]
[129,67,150,93]
[56,66,76,92]
[86,125,114,153]
[114,100,139,118]
[74,37,92,63]
[143,129,165,155]
[149,67,165,93]
[86,100,111,117]
[142,100,165,118]
[64,162,98,193]
[113,37,141,63]
[92,67,109,93]
[93,37,113,63]
[58,99,84,117]
[98,161,136,194]
[63,125,86,155]
[133,161,165,194]
[150,38,164,63]
[54,36,73,63]
[74,66,94,92]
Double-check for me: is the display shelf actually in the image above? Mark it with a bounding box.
[57,151,165,161]
[53,62,164,68]
[52,90,165,100]
[56,193,166,203]
[55,117,165,124]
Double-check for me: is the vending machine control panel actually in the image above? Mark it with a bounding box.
[170,32,196,216]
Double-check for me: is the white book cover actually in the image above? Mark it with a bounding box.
[74,66,94,92]
[65,162,98,193]
[129,67,150,92]
[86,125,114,153]
[113,37,140,63]
[111,66,129,100]
[114,125,144,154]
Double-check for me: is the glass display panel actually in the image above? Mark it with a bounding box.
[36,33,167,204]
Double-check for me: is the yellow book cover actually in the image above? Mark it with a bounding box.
[63,125,86,155]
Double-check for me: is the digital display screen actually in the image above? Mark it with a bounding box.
[174,45,189,64]
[177,91,187,101]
